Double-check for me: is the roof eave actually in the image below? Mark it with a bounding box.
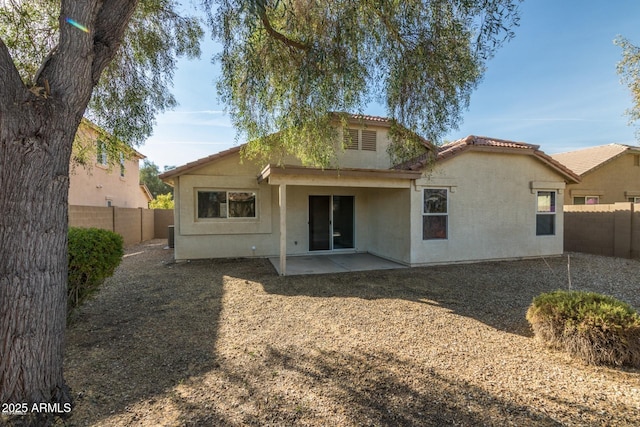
[258,164,422,184]
[159,145,244,180]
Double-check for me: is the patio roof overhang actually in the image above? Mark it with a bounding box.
[257,164,422,188]
[258,164,421,277]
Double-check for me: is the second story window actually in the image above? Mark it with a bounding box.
[119,153,125,177]
[573,196,599,205]
[96,140,108,166]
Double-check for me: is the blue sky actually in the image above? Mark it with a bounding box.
[142,0,640,169]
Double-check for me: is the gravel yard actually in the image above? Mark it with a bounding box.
[63,240,640,426]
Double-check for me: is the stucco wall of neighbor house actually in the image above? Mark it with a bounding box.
[68,156,148,208]
[409,151,567,266]
[564,153,640,205]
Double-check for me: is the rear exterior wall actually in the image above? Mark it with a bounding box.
[409,151,567,265]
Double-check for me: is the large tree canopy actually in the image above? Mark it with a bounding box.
[209,0,521,166]
[616,36,640,139]
[140,160,174,198]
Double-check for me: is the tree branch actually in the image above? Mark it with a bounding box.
[0,37,27,107]
[258,8,310,51]
[91,0,139,85]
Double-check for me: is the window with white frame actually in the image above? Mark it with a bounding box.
[197,190,256,219]
[629,197,640,203]
[96,139,108,166]
[536,191,555,235]
[423,188,448,240]
[573,196,599,205]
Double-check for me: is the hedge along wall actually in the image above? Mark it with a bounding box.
[68,205,174,246]
[564,202,639,259]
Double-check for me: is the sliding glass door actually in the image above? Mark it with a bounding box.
[309,195,354,251]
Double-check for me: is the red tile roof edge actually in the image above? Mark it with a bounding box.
[393,135,580,183]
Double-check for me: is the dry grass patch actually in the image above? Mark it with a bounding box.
[62,243,640,426]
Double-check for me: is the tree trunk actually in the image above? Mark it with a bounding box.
[0,99,77,421]
[0,2,140,422]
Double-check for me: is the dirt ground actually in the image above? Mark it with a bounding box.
[60,240,640,426]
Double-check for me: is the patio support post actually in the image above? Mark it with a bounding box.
[279,183,287,275]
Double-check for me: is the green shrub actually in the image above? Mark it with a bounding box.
[526,290,640,367]
[68,227,123,316]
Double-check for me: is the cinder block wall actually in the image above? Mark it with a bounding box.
[114,207,142,246]
[141,208,155,242]
[154,209,174,239]
[69,205,114,230]
[564,203,638,259]
[68,205,174,246]
[633,209,640,259]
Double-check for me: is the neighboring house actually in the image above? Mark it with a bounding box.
[160,115,579,274]
[551,143,640,205]
[68,120,152,208]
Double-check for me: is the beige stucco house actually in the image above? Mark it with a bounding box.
[68,120,152,208]
[551,143,640,205]
[160,115,579,274]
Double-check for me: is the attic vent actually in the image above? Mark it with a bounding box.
[344,128,359,150]
[361,130,377,151]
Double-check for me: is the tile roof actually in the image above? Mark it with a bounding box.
[346,113,393,124]
[550,143,640,176]
[394,135,580,183]
[438,135,538,160]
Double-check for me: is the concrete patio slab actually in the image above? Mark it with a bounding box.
[268,253,407,275]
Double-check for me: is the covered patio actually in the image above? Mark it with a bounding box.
[268,252,407,275]
[258,164,421,275]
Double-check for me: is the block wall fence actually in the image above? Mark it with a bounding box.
[564,202,640,259]
[68,206,174,246]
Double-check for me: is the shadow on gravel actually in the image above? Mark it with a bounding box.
[262,253,640,338]
[170,345,567,427]
[261,256,578,337]
[64,246,639,426]
[64,243,246,426]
